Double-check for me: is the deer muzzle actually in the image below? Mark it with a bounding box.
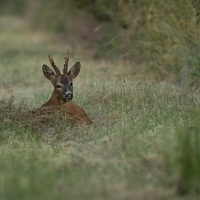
[64,92,73,102]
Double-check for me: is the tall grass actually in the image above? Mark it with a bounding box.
[1,79,200,199]
[1,0,200,80]
[0,14,200,200]
[173,112,200,195]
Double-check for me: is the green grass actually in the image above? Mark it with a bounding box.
[0,16,200,200]
[2,0,200,80]
[21,0,200,80]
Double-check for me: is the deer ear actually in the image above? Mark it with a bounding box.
[68,62,81,79]
[42,64,56,82]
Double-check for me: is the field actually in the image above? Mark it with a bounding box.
[0,16,200,200]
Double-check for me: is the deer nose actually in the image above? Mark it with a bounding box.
[64,92,73,101]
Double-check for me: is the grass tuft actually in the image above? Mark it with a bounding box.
[175,112,200,195]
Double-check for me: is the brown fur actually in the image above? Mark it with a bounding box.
[41,90,92,124]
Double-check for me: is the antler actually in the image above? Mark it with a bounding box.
[48,55,61,75]
[63,49,69,75]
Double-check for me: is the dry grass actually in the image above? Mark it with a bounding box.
[0,16,200,200]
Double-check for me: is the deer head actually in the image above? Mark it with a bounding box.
[42,50,80,103]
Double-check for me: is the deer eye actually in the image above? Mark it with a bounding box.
[56,84,62,89]
[69,82,73,87]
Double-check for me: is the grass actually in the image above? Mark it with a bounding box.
[0,16,200,200]
[20,0,200,81]
[2,0,200,80]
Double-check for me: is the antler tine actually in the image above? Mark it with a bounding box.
[63,49,69,75]
[48,55,61,75]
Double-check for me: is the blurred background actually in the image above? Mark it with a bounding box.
[1,0,200,84]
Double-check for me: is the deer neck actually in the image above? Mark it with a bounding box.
[41,89,65,107]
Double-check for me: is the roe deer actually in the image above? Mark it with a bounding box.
[41,50,92,124]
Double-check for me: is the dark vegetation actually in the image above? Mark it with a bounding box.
[1,0,200,82]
